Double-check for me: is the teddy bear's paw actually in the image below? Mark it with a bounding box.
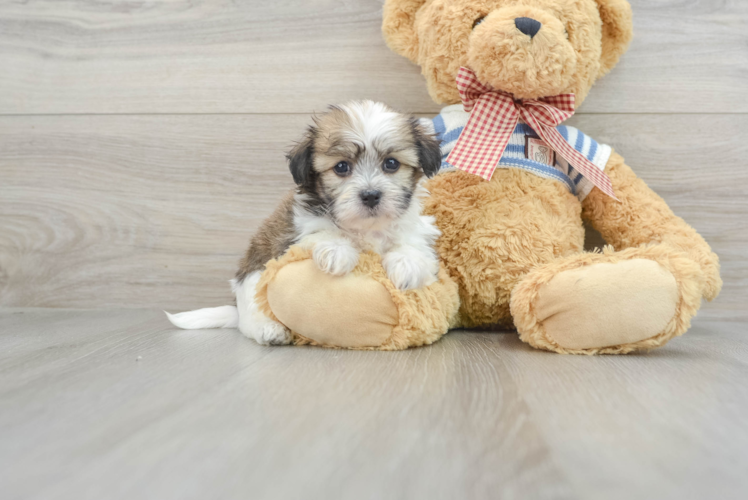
[382,248,439,291]
[312,239,360,276]
[513,258,683,353]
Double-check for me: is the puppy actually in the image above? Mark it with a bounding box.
[167,101,443,345]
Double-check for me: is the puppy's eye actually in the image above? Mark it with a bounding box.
[472,16,485,30]
[333,161,351,176]
[383,158,400,173]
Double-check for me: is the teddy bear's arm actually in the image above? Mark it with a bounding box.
[581,152,722,301]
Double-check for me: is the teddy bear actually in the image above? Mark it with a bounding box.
[255,0,721,354]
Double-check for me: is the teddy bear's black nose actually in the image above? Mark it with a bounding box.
[515,17,542,38]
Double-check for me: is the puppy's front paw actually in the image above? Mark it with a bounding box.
[313,240,359,276]
[382,249,438,291]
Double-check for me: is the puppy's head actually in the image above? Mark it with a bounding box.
[287,101,441,230]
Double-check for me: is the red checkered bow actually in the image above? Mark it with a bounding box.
[446,67,617,199]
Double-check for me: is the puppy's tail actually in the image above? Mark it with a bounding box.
[165,305,239,329]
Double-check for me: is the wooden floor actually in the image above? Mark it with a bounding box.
[1,309,746,500]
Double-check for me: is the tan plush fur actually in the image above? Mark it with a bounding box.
[510,245,704,354]
[255,246,460,350]
[381,0,721,353]
[423,167,585,329]
[582,153,722,301]
[383,0,633,105]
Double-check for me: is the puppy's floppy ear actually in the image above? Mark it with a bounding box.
[410,118,442,178]
[382,0,429,63]
[595,0,634,77]
[286,127,316,187]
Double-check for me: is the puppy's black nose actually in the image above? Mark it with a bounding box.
[515,17,542,38]
[360,190,382,208]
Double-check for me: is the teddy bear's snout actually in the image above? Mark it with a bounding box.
[466,6,578,100]
[514,17,542,38]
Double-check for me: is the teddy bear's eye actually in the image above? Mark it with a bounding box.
[472,16,486,30]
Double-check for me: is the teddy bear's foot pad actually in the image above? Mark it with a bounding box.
[267,259,398,348]
[533,259,678,350]
[258,247,460,350]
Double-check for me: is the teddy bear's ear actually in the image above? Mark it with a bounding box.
[382,0,429,63]
[595,0,634,76]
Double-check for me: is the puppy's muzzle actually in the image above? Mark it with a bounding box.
[360,190,382,209]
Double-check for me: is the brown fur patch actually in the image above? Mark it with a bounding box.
[235,191,297,283]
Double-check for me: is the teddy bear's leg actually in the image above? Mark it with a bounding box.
[510,152,720,354]
[510,245,704,354]
[582,152,722,300]
[254,247,460,350]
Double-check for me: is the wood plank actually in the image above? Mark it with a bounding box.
[1,308,746,499]
[0,113,303,309]
[1,113,746,319]
[1,0,746,115]
[496,317,748,500]
[0,308,573,500]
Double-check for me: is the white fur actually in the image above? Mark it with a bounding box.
[341,101,402,150]
[165,305,239,329]
[382,244,439,291]
[233,272,292,345]
[295,183,440,290]
[312,238,360,276]
[166,272,291,346]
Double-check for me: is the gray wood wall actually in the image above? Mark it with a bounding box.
[1,0,746,321]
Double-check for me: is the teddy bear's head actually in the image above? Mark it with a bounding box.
[383,0,633,106]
